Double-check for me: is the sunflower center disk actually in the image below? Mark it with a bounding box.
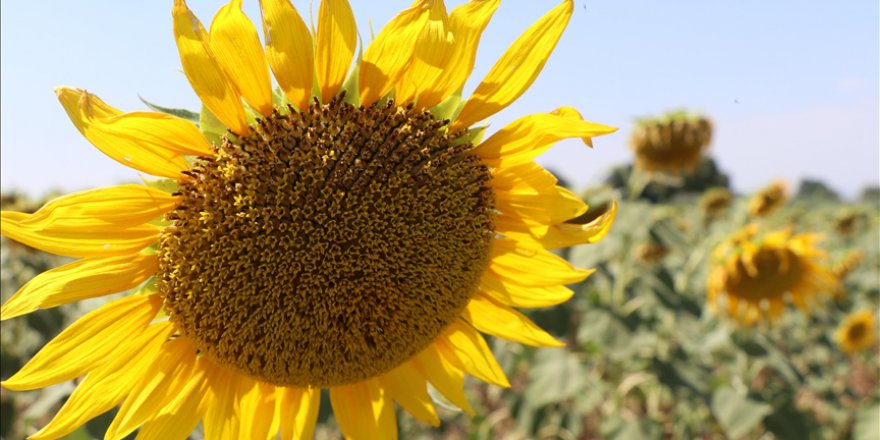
[158,99,495,387]
[728,248,803,301]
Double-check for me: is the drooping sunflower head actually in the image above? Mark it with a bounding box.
[747,181,788,218]
[700,187,733,222]
[0,1,617,438]
[629,110,712,174]
[707,225,836,325]
[835,310,877,354]
[834,210,862,236]
[830,249,865,301]
[634,241,669,266]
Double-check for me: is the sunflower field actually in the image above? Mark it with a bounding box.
[2,112,877,439]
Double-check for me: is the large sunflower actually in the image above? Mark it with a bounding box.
[0,0,616,438]
[707,225,835,325]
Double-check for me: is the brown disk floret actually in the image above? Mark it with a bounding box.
[158,98,495,387]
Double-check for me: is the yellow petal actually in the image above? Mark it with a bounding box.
[490,238,593,286]
[56,87,210,177]
[29,321,174,440]
[359,2,431,106]
[379,361,439,426]
[1,295,161,390]
[0,185,168,258]
[552,106,596,146]
[173,0,248,135]
[436,320,510,387]
[496,184,586,227]
[491,162,587,226]
[496,201,617,249]
[203,361,248,439]
[426,0,500,102]
[1,253,157,320]
[330,380,397,440]
[453,0,574,130]
[136,367,209,440]
[239,382,278,440]
[479,270,574,308]
[277,387,320,440]
[491,159,557,189]
[463,293,563,347]
[210,0,274,116]
[260,0,314,110]
[413,344,474,415]
[474,109,616,167]
[17,184,176,228]
[105,337,199,440]
[315,0,357,103]
[0,211,159,259]
[395,0,456,108]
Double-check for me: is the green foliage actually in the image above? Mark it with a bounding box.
[605,157,731,202]
[1,180,877,439]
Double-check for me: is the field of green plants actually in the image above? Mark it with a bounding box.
[1,119,878,439]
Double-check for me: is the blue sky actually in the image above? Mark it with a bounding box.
[1,1,877,198]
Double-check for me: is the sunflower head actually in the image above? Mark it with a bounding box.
[708,225,836,325]
[0,0,618,438]
[634,242,669,266]
[830,249,865,301]
[834,211,862,236]
[629,110,712,174]
[836,310,877,354]
[700,187,733,222]
[747,181,788,218]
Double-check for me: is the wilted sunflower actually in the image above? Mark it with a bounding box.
[629,110,712,174]
[699,187,732,222]
[707,225,835,325]
[747,181,787,218]
[0,0,617,438]
[835,310,877,354]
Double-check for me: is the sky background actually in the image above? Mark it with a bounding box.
[1,1,877,198]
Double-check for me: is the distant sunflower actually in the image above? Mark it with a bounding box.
[700,187,732,222]
[708,225,835,325]
[629,110,712,174]
[0,1,617,438]
[835,310,877,354]
[748,181,787,218]
[830,250,865,301]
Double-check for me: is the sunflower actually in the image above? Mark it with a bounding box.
[699,187,732,222]
[830,250,865,301]
[0,0,616,438]
[707,225,836,325]
[747,181,787,218]
[835,310,877,354]
[629,110,712,174]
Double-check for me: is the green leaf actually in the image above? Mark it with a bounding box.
[711,385,772,439]
[601,417,661,440]
[199,105,227,145]
[139,96,199,122]
[524,348,586,408]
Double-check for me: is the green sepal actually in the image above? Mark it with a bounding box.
[430,92,464,123]
[138,96,199,122]
[451,125,488,148]
[199,105,227,144]
[340,50,362,107]
[141,177,180,194]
